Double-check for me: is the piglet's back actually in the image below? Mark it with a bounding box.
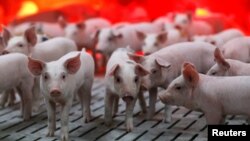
[32,37,77,62]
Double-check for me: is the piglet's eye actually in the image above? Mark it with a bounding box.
[108,37,113,42]
[42,37,48,42]
[154,42,159,46]
[61,74,66,80]
[210,41,216,45]
[182,19,188,24]
[18,44,23,48]
[175,86,182,90]
[115,76,122,83]
[151,69,157,74]
[211,72,217,75]
[134,76,139,83]
[44,73,49,80]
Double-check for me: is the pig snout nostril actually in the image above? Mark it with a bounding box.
[50,89,61,97]
[2,50,9,55]
[122,95,134,102]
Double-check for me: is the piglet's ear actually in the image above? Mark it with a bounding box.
[135,64,150,77]
[76,22,85,30]
[28,57,45,76]
[93,29,100,40]
[182,63,199,87]
[64,53,81,74]
[136,31,146,41]
[157,32,168,44]
[182,62,195,72]
[108,64,120,76]
[0,36,5,50]
[186,12,192,22]
[127,52,145,63]
[174,24,182,31]
[172,12,176,20]
[214,48,230,70]
[24,26,37,46]
[155,57,171,69]
[58,16,67,28]
[2,27,12,45]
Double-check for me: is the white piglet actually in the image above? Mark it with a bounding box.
[0,53,34,120]
[2,27,77,112]
[59,17,111,50]
[10,22,64,37]
[59,17,111,71]
[140,29,187,55]
[220,37,250,63]
[2,27,77,61]
[159,63,250,124]
[128,42,216,122]
[96,23,161,57]
[0,30,49,108]
[173,13,214,39]
[207,48,250,76]
[105,48,149,132]
[28,49,94,141]
[205,29,244,47]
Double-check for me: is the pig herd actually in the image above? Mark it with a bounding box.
[0,12,249,141]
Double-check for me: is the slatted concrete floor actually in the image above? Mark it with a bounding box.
[0,77,248,141]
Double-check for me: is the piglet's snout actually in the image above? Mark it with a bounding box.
[122,94,134,103]
[50,89,61,97]
[159,92,171,104]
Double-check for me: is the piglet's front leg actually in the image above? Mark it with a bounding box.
[164,104,172,123]
[45,100,56,137]
[60,98,73,141]
[138,89,147,114]
[104,91,115,126]
[125,98,136,132]
[148,87,157,120]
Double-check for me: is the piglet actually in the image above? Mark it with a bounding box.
[2,26,77,61]
[140,29,187,55]
[59,17,110,72]
[128,42,216,122]
[220,37,250,63]
[10,22,64,37]
[96,22,161,58]
[105,48,149,132]
[0,30,49,108]
[173,13,214,40]
[0,53,34,120]
[207,48,250,76]
[159,62,250,124]
[205,29,244,47]
[59,17,111,50]
[28,49,94,141]
[152,16,174,31]
[2,27,77,112]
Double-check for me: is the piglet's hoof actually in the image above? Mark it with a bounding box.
[46,130,54,137]
[126,119,134,132]
[61,133,69,141]
[83,115,92,123]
